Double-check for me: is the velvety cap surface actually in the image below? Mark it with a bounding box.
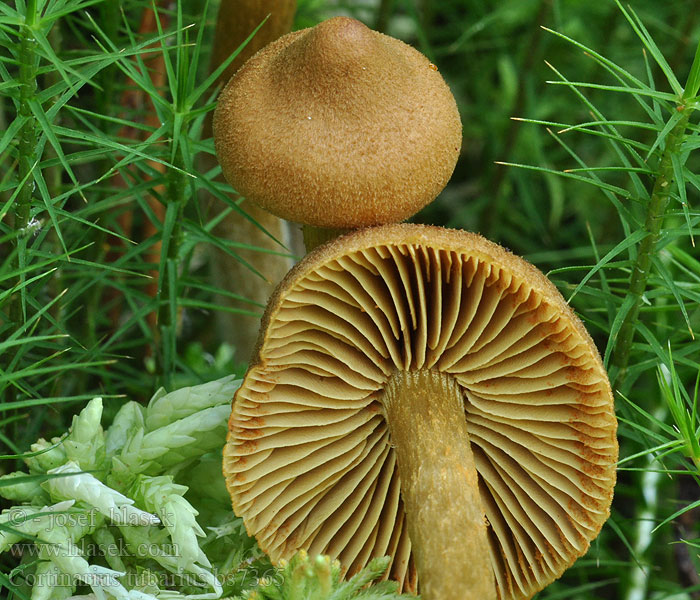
[213,18,462,228]
[223,224,617,599]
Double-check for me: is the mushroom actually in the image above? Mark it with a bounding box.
[223,224,618,600]
[213,17,462,249]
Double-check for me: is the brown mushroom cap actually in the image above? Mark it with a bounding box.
[223,224,618,599]
[213,17,462,229]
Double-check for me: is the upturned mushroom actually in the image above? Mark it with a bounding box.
[213,17,462,248]
[223,224,618,600]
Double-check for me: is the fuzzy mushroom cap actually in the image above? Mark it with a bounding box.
[213,17,462,229]
[223,224,618,599]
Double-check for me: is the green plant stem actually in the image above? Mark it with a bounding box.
[157,153,188,388]
[10,0,39,326]
[374,0,395,32]
[612,106,693,383]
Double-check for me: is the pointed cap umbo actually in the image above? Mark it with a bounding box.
[223,224,618,599]
[213,17,462,229]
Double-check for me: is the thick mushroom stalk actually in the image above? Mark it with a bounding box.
[384,369,496,599]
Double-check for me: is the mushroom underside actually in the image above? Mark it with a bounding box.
[224,228,617,600]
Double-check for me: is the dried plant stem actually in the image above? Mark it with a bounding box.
[612,106,693,383]
[102,5,167,355]
[10,0,39,326]
[205,0,299,362]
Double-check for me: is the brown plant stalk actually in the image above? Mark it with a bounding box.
[203,0,300,363]
[106,5,168,339]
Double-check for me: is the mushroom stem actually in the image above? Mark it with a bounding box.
[383,369,496,600]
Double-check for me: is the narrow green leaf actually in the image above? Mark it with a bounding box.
[645,110,683,161]
[0,572,30,600]
[604,294,637,368]
[653,498,700,533]
[684,41,700,100]
[545,80,676,102]
[0,360,117,384]
[614,0,683,96]
[617,439,684,466]
[494,161,633,198]
[566,231,647,302]
[670,153,695,246]
[31,28,82,94]
[651,256,694,339]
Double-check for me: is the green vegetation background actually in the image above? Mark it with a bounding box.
[1,0,700,598]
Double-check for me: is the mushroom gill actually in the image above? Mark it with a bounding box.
[223,223,618,600]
